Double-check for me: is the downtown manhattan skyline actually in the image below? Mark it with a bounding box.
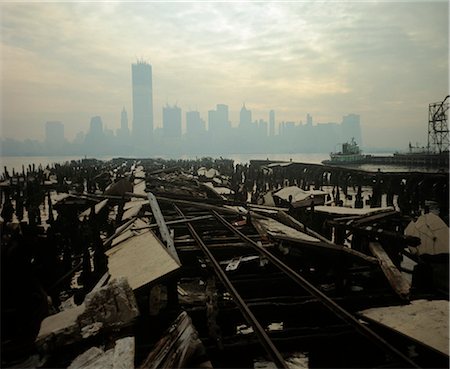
[0,1,448,151]
[2,59,364,157]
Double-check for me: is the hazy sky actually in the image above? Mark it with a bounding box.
[1,1,448,148]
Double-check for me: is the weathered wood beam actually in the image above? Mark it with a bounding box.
[327,220,421,247]
[368,242,411,300]
[147,192,181,264]
[275,211,378,264]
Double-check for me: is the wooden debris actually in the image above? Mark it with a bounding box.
[276,210,378,264]
[273,186,327,208]
[106,230,180,290]
[252,217,321,244]
[139,311,211,369]
[359,300,449,356]
[68,336,135,369]
[147,192,180,263]
[368,242,411,300]
[313,205,395,216]
[36,278,139,352]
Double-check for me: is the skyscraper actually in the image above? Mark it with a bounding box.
[239,103,252,127]
[163,104,182,138]
[186,110,205,136]
[117,107,130,140]
[269,110,275,136]
[89,116,104,139]
[209,104,229,135]
[121,107,129,132]
[84,116,105,149]
[132,60,153,146]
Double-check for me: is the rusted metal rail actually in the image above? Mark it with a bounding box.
[211,210,420,369]
[173,205,289,369]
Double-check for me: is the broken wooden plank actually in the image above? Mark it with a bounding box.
[276,211,378,264]
[368,242,411,300]
[312,205,395,216]
[358,299,449,356]
[328,220,421,248]
[252,215,378,266]
[127,192,242,215]
[273,186,327,208]
[132,215,213,231]
[78,199,109,221]
[133,179,147,196]
[37,278,139,352]
[103,217,139,249]
[351,210,399,226]
[68,336,135,369]
[252,217,322,244]
[147,192,181,264]
[106,230,180,290]
[139,311,212,369]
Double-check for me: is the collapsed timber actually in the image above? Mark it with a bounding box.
[0,157,449,368]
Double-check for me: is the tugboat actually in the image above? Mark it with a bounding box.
[322,137,367,165]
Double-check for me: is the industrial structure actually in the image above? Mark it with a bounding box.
[428,95,449,154]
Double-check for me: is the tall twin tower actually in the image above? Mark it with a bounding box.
[132,60,153,147]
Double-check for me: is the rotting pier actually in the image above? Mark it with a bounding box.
[0,157,448,368]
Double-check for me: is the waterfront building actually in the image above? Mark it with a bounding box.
[269,110,275,136]
[89,116,104,140]
[117,107,130,140]
[186,110,205,136]
[208,104,229,135]
[258,119,268,137]
[131,60,153,146]
[239,103,252,127]
[163,104,182,138]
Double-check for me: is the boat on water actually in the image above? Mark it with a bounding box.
[322,139,449,169]
[323,96,449,169]
[322,137,367,165]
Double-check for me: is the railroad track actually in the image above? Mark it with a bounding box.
[153,197,420,368]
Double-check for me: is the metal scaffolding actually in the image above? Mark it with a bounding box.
[428,95,449,153]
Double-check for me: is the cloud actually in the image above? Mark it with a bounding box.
[0,1,448,148]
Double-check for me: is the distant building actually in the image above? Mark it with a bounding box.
[283,121,296,136]
[163,104,182,138]
[89,116,104,140]
[239,103,252,127]
[117,107,130,140]
[306,113,313,126]
[342,114,362,145]
[208,104,229,135]
[186,110,205,136]
[45,121,64,144]
[269,110,275,136]
[121,107,129,132]
[132,60,153,146]
[74,131,85,145]
[84,116,105,151]
[258,119,268,137]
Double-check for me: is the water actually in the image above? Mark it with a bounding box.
[0,155,114,175]
[0,153,445,175]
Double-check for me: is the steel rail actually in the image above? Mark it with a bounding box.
[212,210,420,369]
[173,205,289,369]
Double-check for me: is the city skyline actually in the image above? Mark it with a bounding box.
[0,106,363,156]
[1,1,448,149]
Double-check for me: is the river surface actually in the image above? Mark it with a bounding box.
[0,153,445,175]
